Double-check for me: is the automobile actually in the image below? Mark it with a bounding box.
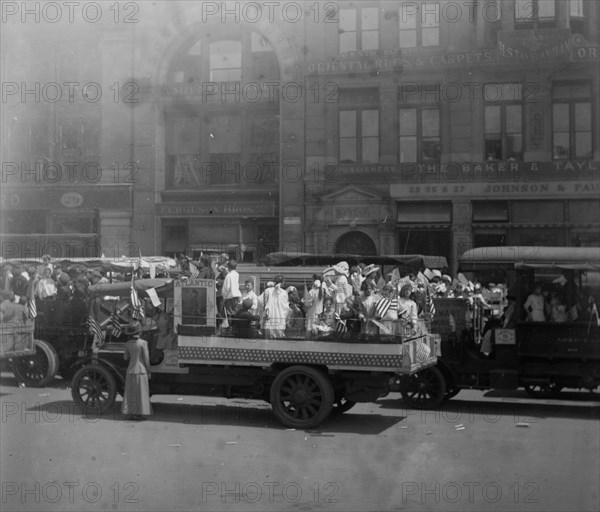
[69,275,441,428]
[431,246,600,400]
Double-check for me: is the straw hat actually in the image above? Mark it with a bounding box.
[123,321,142,336]
[363,264,380,277]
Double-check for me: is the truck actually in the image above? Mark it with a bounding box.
[432,246,600,399]
[69,276,440,428]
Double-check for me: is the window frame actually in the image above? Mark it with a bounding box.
[514,0,557,29]
[551,81,593,160]
[338,107,380,165]
[339,6,380,53]
[399,1,440,48]
[398,105,440,164]
[483,82,525,161]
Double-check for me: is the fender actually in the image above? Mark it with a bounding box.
[69,356,126,390]
[434,359,459,389]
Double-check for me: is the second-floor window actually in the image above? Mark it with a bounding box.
[399,1,440,48]
[484,83,523,161]
[399,108,440,163]
[339,7,379,53]
[339,109,379,164]
[552,82,593,160]
[515,0,556,28]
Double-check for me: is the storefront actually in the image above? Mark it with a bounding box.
[0,186,132,259]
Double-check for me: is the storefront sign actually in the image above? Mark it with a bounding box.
[307,49,496,74]
[0,186,130,210]
[60,192,84,208]
[390,180,599,199]
[156,202,275,217]
[498,29,572,63]
[283,216,302,225]
[318,160,599,181]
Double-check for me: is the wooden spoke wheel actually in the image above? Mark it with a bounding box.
[12,340,58,387]
[71,365,117,413]
[400,367,446,409]
[270,366,334,429]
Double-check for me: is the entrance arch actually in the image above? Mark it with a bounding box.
[334,231,377,256]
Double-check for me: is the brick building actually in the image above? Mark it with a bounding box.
[1,0,599,272]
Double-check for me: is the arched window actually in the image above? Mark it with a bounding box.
[209,40,242,81]
[335,231,377,256]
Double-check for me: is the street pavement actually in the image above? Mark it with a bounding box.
[1,372,598,512]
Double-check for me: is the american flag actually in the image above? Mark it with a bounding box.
[26,280,37,319]
[108,314,123,337]
[27,297,37,319]
[416,340,431,362]
[303,282,311,302]
[87,315,104,344]
[375,297,392,319]
[334,313,347,333]
[426,287,436,319]
[130,274,145,320]
[189,261,199,279]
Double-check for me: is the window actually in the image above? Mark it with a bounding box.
[484,83,523,160]
[397,202,452,223]
[339,7,379,53]
[339,110,379,164]
[472,201,509,222]
[552,83,593,160]
[209,40,242,81]
[514,0,556,28]
[399,1,440,48]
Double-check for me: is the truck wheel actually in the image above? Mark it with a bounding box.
[71,365,117,413]
[270,366,334,429]
[400,367,446,409]
[12,340,58,387]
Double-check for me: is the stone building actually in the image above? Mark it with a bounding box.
[1,0,599,272]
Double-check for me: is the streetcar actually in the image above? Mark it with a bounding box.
[69,276,440,428]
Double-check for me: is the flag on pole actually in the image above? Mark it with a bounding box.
[416,340,431,362]
[189,262,199,279]
[390,268,401,286]
[303,282,311,302]
[426,287,436,319]
[130,273,145,320]
[87,315,104,344]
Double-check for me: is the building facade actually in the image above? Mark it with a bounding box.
[1,0,599,272]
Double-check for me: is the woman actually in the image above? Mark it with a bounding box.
[285,286,305,337]
[302,274,326,337]
[376,284,399,335]
[358,281,380,335]
[397,284,419,336]
[524,284,546,322]
[260,275,290,339]
[121,321,153,421]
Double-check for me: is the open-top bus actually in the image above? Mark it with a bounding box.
[433,246,600,399]
[69,276,440,428]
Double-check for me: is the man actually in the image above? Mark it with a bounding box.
[231,298,260,338]
[221,259,242,318]
[240,279,258,315]
[2,264,14,292]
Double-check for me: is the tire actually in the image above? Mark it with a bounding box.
[71,365,117,413]
[400,367,446,409]
[524,380,563,398]
[12,339,59,387]
[331,397,357,415]
[270,365,334,429]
